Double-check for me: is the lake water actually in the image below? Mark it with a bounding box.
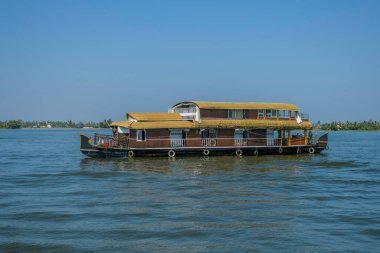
[0,130,379,252]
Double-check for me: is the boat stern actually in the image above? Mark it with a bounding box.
[316,133,329,152]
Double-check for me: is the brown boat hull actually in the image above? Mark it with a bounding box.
[80,133,328,158]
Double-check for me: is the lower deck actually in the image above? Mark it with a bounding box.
[94,129,318,149]
[80,129,328,158]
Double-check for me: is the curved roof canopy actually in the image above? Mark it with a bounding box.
[172,101,300,111]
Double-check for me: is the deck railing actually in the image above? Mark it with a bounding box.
[170,138,186,147]
[92,135,316,149]
[300,113,309,120]
[92,134,127,148]
[234,138,244,146]
[128,137,293,149]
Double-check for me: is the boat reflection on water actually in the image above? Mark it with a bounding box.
[79,153,321,176]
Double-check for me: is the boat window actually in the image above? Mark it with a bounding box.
[265,110,272,118]
[234,129,250,138]
[200,129,217,138]
[117,126,130,134]
[209,129,218,138]
[258,109,264,118]
[228,109,245,119]
[174,105,197,114]
[271,110,278,118]
[290,111,296,119]
[279,110,290,118]
[136,130,146,141]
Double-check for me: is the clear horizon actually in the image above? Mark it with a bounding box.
[1,0,379,122]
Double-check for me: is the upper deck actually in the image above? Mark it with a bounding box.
[169,101,309,122]
[111,101,312,131]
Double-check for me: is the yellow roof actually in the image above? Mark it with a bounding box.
[127,112,183,121]
[111,120,194,129]
[112,119,312,130]
[173,101,300,111]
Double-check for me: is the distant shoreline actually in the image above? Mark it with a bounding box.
[0,119,113,129]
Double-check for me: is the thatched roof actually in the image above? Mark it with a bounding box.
[172,101,300,111]
[127,112,183,121]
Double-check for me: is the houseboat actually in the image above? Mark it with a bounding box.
[80,101,328,158]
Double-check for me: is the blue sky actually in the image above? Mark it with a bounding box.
[0,0,379,122]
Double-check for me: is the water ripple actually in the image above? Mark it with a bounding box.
[0,130,380,252]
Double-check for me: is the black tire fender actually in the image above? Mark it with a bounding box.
[168,150,176,157]
[128,150,134,158]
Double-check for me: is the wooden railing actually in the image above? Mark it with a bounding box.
[92,134,127,148]
[300,113,309,120]
[128,137,291,149]
[170,138,186,147]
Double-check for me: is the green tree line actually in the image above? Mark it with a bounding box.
[314,120,380,131]
[0,119,113,129]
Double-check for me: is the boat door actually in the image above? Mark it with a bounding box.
[234,129,243,146]
[201,129,209,146]
[267,129,274,146]
[201,129,217,146]
[170,129,185,147]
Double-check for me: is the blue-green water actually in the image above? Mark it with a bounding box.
[0,130,379,252]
